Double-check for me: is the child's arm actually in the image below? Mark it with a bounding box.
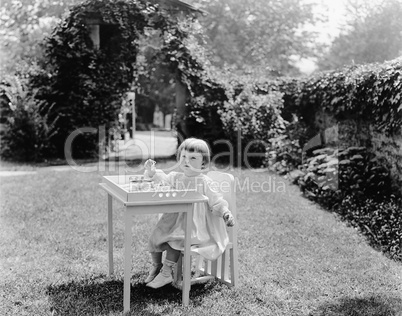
[204,179,235,227]
[143,159,169,184]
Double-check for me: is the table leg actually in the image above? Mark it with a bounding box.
[123,210,132,314]
[182,204,192,306]
[108,194,113,276]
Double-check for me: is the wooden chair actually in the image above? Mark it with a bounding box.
[173,171,239,291]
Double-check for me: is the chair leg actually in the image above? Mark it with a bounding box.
[205,260,211,275]
[194,254,203,277]
[211,258,218,278]
[221,249,229,282]
[230,247,239,287]
[174,247,239,290]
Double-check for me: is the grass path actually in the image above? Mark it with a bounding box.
[0,161,401,315]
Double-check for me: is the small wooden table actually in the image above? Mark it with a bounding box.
[99,175,208,314]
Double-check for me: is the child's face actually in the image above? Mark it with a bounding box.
[179,149,204,176]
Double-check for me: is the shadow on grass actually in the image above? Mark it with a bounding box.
[46,273,216,315]
[311,295,402,316]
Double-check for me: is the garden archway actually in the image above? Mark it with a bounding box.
[39,0,213,158]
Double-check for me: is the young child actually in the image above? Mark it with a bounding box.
[143,138,235,289]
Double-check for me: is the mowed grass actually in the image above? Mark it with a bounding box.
[1,160,401,316]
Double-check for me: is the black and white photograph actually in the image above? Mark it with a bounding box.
[1,0,401,315]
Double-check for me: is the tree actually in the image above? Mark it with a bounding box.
[0,0,81,73]
[185,0,321,76]
[317,0,402,71]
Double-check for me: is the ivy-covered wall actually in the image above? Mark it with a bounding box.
[281,57,402,194]
[288,58,402,135]
[273,59,402,260]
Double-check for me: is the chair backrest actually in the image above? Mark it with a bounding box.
[207,171,237,243]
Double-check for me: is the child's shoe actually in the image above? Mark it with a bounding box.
[146,271,173,288]
[146,260,175,288]
[145,263,163,284]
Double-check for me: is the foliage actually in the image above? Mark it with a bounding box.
[318,0,402,71]
[266,120,308,175]
[286,58,402,135]
[0,75,57,161]
[2,0,230,160]
[337,195,402,261]
[296,146,398,209]
[173,56,401,174]
[178,78,228,156]
[337,147,397,198]
[186,0,322,76]
[0,0,82,73]
[155,19,231,150]
[296,147,342,210]
[218,80,286,166]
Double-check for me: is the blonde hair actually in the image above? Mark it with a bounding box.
[177,138,211,166]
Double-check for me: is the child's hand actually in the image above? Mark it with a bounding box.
[144,159,156,178]
[144,159,156,170]
[223,211,235,227]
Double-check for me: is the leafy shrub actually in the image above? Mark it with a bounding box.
[296,147,341,209]
[338,147,396,198]
[179,79,229,156]
[1,76,57,162]
[266,119,309,175]
[337,195,402,261]
[296,146,397,209]
[218,83,286,167]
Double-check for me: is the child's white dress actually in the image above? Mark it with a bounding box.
[148,172,230,260]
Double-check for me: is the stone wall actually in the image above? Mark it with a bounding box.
[314,111,402,195]
[370,129,402,195]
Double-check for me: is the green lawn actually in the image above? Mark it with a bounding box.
[1,160,401,315]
